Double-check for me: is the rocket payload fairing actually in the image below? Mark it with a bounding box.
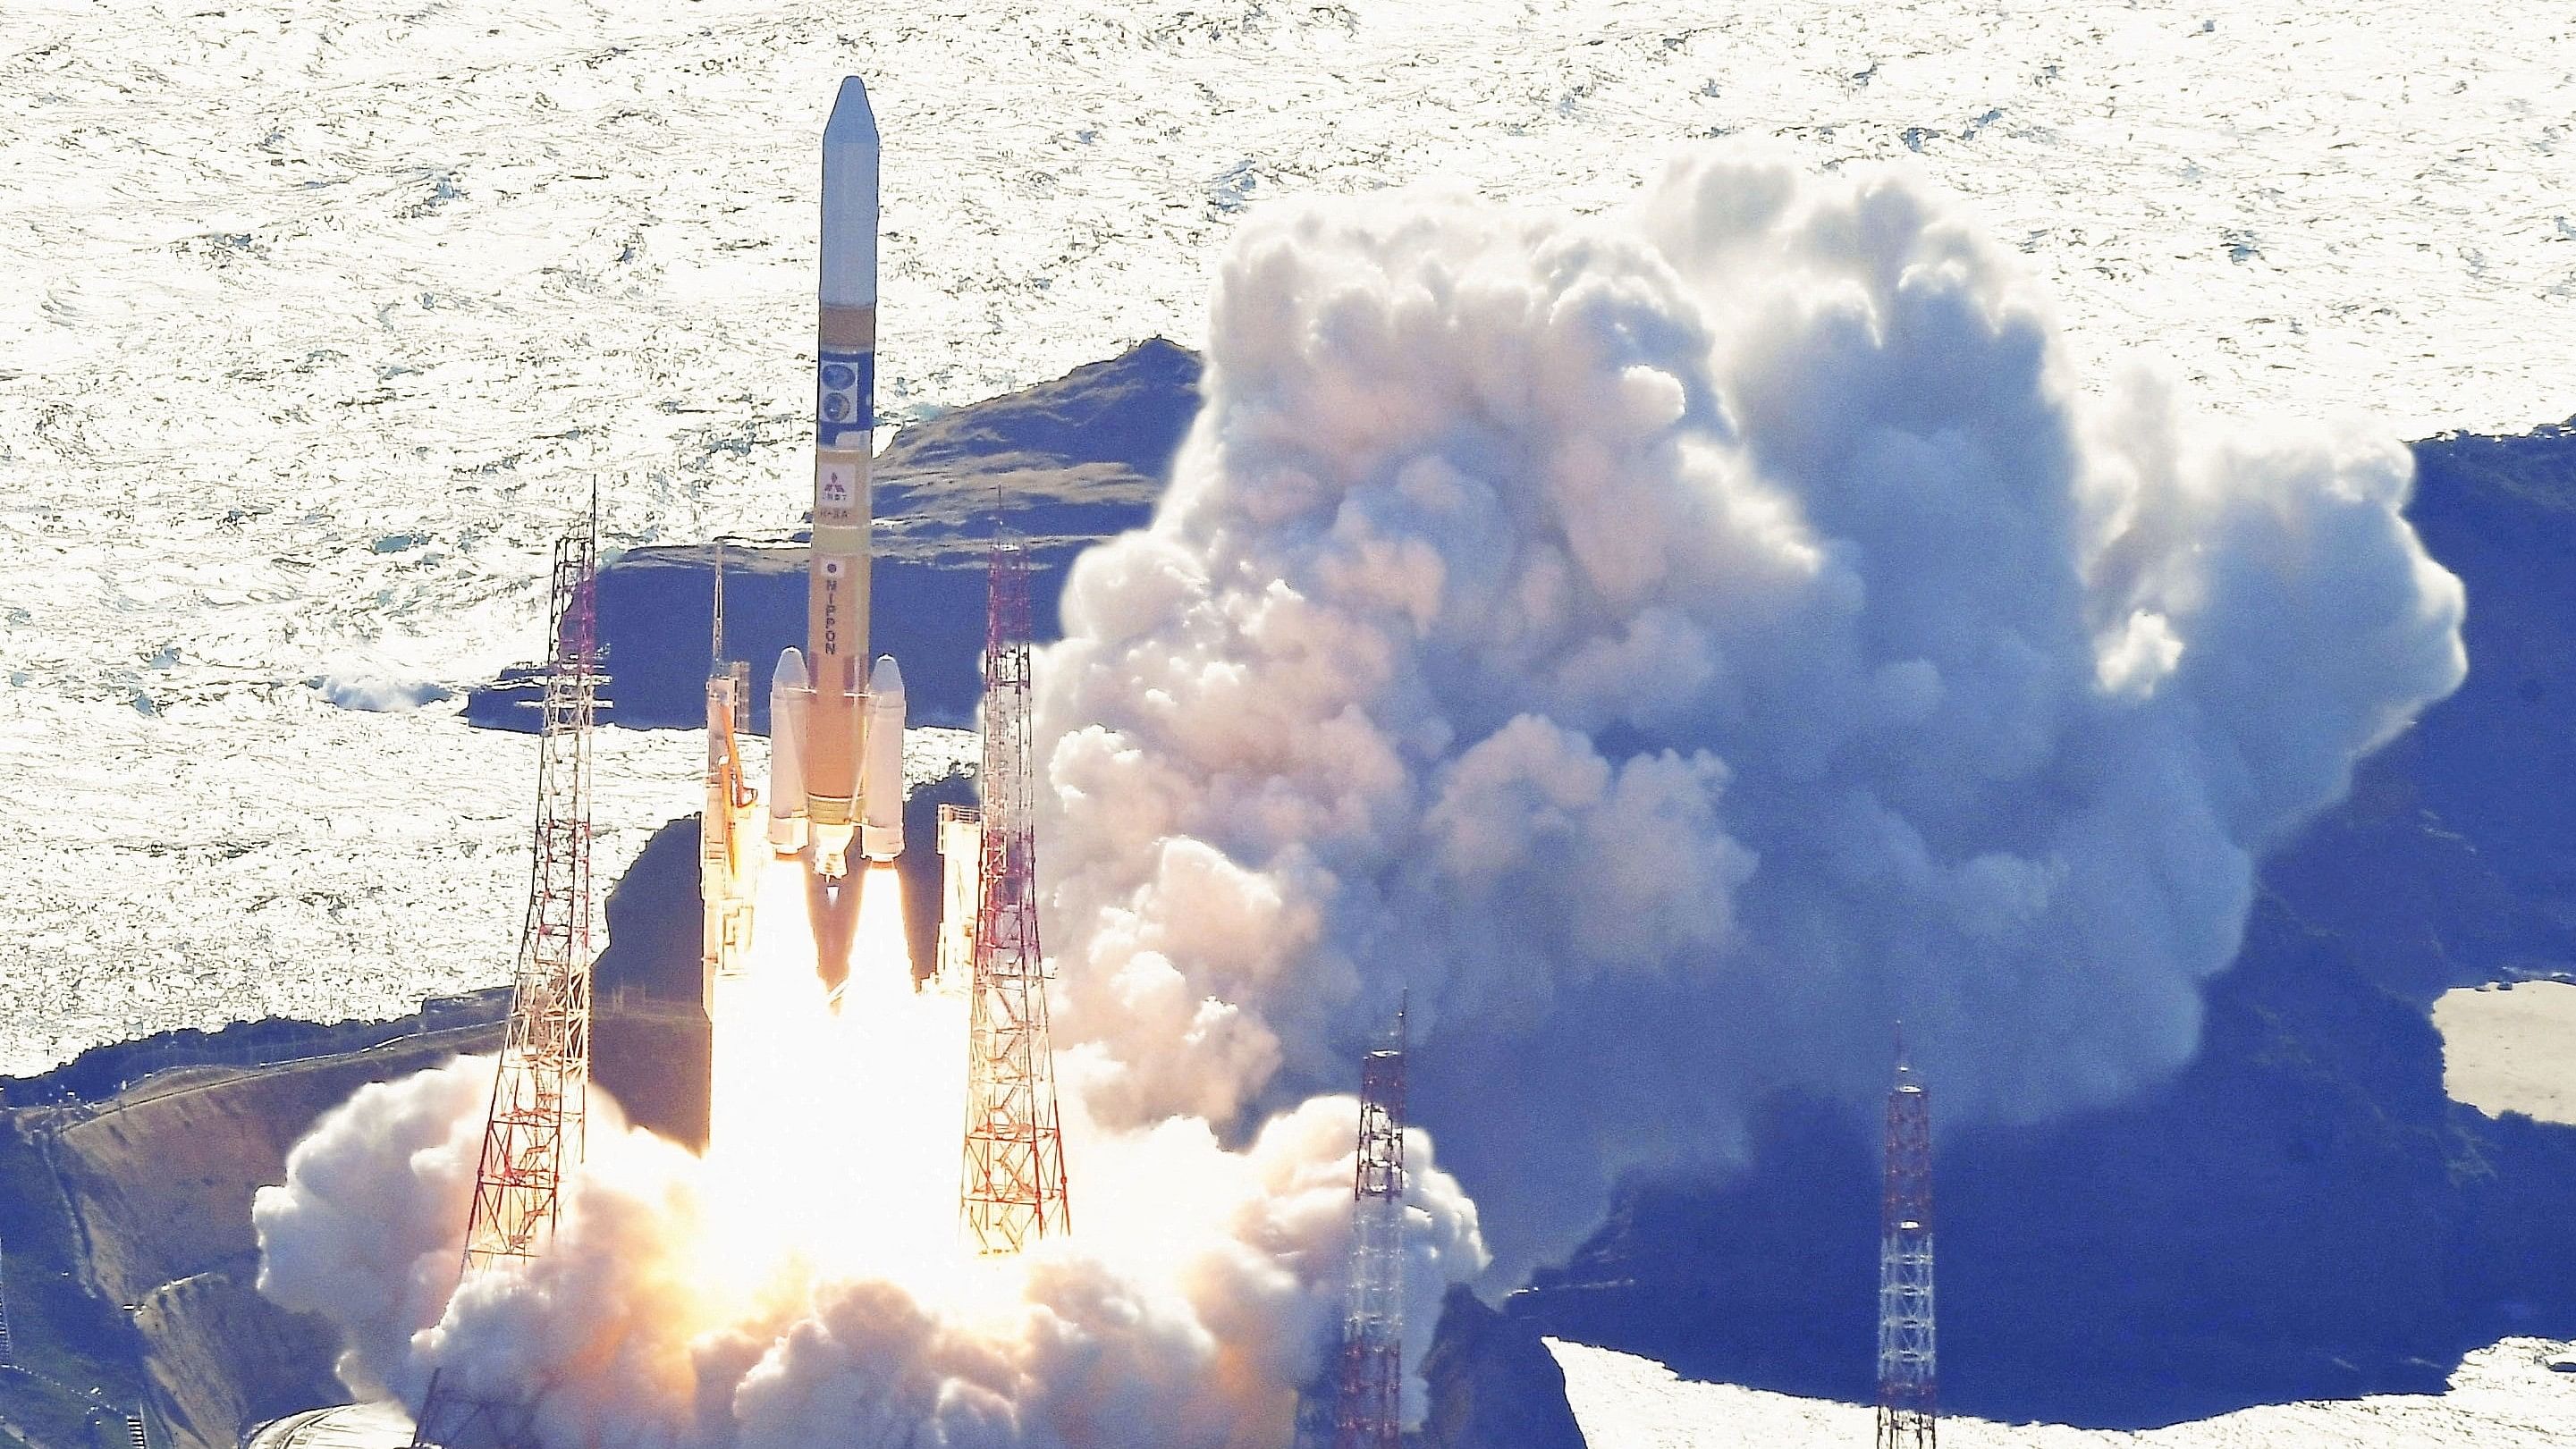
[767,75,905,989]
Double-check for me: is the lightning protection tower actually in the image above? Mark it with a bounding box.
[959,534,1071,1254]
[700,540,758,1018]
[411,510,604,1449]
[1876,1043,1937,1449]
[1332,998,1408,1449]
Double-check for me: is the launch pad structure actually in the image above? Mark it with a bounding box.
[700,541,759,1017]
[1876,1049,1938,1449]
[958,535,1072,1255]
[1291,999,1411,1449]
[1334,999,1409,1449]
[411,515,604,1449]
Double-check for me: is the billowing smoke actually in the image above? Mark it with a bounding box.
[257,1058,1482,1445]
[1035,147,2466,1276]
[258,144,2465,1443]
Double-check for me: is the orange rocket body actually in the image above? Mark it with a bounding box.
[769,76,899,990]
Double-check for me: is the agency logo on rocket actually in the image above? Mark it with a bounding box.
[816,348,873,446]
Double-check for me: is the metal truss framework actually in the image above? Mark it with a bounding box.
[959,535,1071,1255]
[413,518,602,1449]
[1333,1001,1408,1449]
[1877,1052,1937,1449]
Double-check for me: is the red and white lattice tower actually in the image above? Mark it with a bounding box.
[411,518,603,1449]
[959,535,1070,1255]
[1876,1047,1937,1449]
[1333,999,1408,1449]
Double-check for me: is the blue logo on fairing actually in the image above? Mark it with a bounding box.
[817,349,874,446]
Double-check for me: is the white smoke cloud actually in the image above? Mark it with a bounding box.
[1035,147,2466,1277]
[255,1063,1482,1446]
[254,1055,488,1400]
[258,143,2466,1443]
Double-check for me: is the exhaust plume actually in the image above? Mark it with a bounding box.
[257,143,2464,1443]
[256,1063,1483,1444]
[1035,147,2466,1276]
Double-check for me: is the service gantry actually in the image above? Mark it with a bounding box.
[1333,998,1409,1449]
[699,540,758,1019]
[959,534,1071,1254]
[411,512,603,1449]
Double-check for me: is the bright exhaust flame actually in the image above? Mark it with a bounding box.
[705,855,982,1302]
[257,847,1484,1446]
[823,865,983,1298]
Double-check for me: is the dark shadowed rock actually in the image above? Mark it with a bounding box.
[467,339,1202,733]
[871,336,1199,561]
[1413,1287,1590,1449]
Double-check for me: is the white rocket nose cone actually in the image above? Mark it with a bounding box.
[824,76,878,149]
[820,79,878,311]
[867,653,904,697]
[773,646,809,692]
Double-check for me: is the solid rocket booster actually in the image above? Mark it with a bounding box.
[804,75,879,880]
[767,647,810,855]
[859,654,906,862]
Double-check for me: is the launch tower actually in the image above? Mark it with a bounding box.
[1333,999,1408,1449]
[1876,1048,1937,1449]
[412,515,604,1449]
[958,535,1071,1254]
[701,541,759,1017]
[933,802,983,993]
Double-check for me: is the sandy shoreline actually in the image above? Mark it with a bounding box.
[2432,980,2576,1125]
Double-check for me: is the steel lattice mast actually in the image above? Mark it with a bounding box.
[1876,1046,1937,1449]
[1333,999,1408,1449]
[411,515,603,1449]
[959,535,1070,1254]
[700,540,757,1019]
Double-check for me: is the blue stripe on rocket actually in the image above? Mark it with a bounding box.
[817,350,874,448]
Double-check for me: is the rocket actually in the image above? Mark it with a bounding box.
[803,74,878,880]
[769,75,905,991]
